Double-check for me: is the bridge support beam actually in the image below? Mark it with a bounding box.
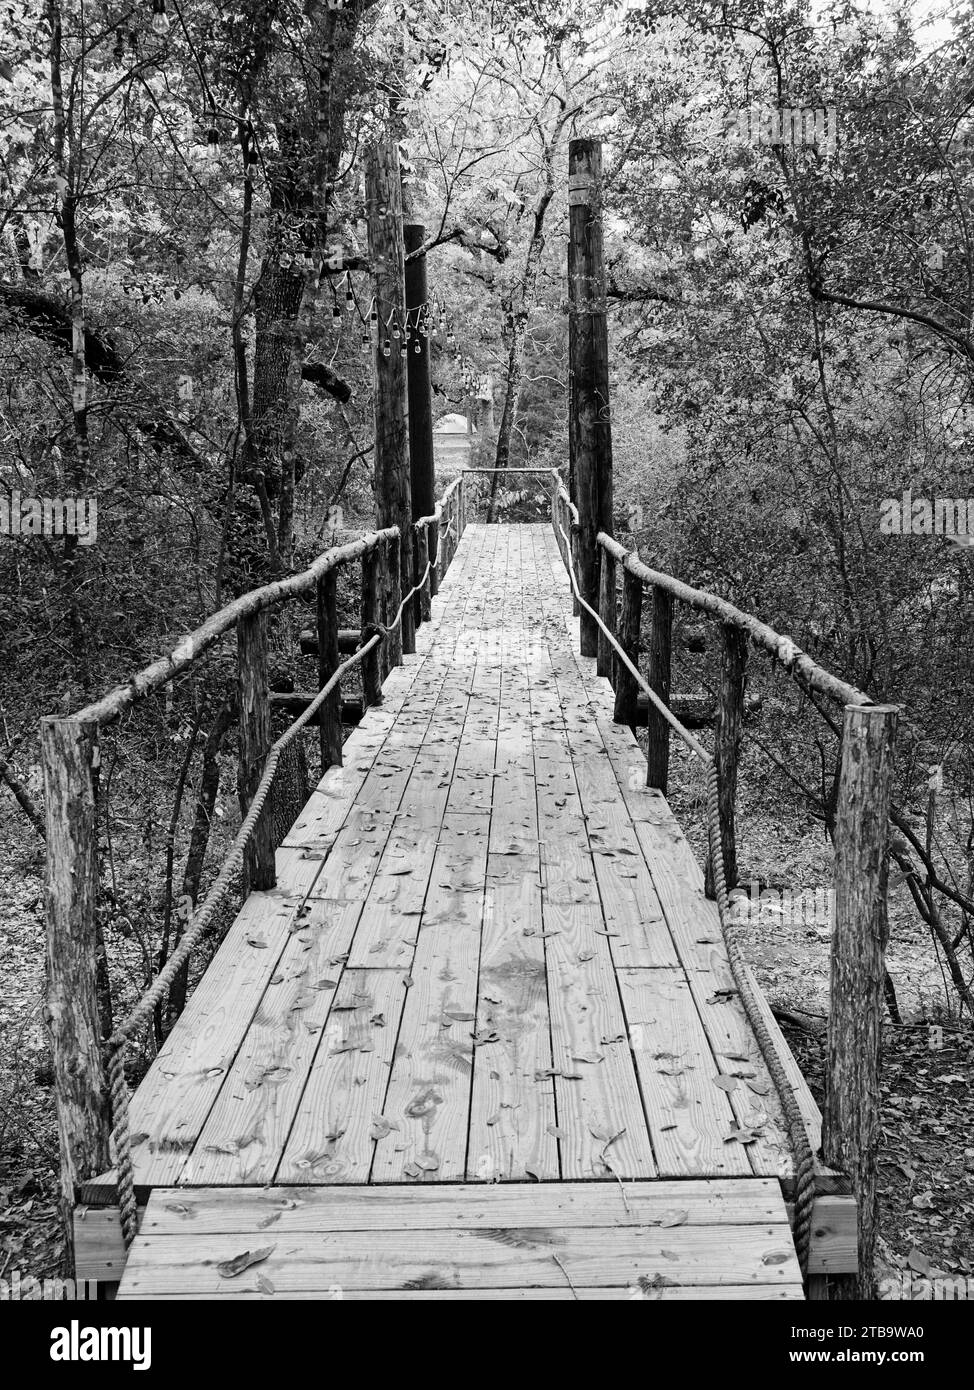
[367,138,413,669]
[568,137,613,658]
[825,702,898,1299]
[405,223,435,636]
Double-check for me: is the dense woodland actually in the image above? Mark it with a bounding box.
[1,0,974,1284]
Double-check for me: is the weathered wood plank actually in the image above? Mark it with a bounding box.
[275,969,408,1183]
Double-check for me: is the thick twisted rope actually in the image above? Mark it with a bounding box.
[109,519,451,1246]
[554,516,817,1280]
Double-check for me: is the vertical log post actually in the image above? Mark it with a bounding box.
[316,569,342,772]
[367,139,414,666]
[570,523,580,617]
[386,531,403,667]
[597,543,616,681]
[645,588,673,792]
[41,716,111,1265]
[360,546,383,709]
[429,517,440,598]
[613,566,643,726]
[824,703,898,1300]
[714,623,746,885]
[237,612,276,892]
[568,137,613,657]
[405,222,435,642]
[417,525,432,622]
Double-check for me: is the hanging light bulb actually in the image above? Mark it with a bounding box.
[400,343,407,358]
[151,0,170,37]
[332,302,341,318]
[383,338,391,357]
[413,339,421,353]
[369,304,378,324]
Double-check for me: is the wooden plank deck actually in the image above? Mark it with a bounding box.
[118,1178,803,1298]
[116,522,821,1299]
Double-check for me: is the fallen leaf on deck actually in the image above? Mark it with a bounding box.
[217,1246,275,1278]
[658,1209,688,1228]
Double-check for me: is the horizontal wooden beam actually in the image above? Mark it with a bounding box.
[271,692,363,723]
[786,1195,858,1275]
[74,1205,145,1284]
[299,628,361,656]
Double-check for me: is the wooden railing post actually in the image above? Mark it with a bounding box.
[237,612,276,892]
[387,532,404,665]
[429,517,440,598]
[613,566,642,725]
[360,546,383,709]
[714,623,746,886]
[41,715,111,1266]
[824,703,898,1300]
[570,523,580,617]
[316,570,342,772]
[597,544,616,681]
[645,588,673,793]
[416,525,432,623]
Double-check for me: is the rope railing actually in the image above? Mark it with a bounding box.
[553,513,817,1281]
[97,492,459,1249]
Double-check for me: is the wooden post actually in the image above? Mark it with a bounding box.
[405,223,435,540]
[713,623,746,886]
[416,525,432,622]
[41,716,111,1265]
[237,612,275,891]
[824,703,898,1300]
[613,567,643,725]
[367,139,414,667]
[597,544,616,680]
[386,532,403,666]
[429,517,440,598]
[360,546,383,709]
[570,523,580,617]
[568,137,613,657]
[316,570,342,772]
[645,588,673,792]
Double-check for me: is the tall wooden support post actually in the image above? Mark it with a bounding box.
[645,588,673,792]
[316,570,343,772]
[568,137,613,658]
[41,717,111,1266]
[237,612,276,892]
[597,545,616,680]
[613,567,643,726]
[824,703,898,1301]
[405,223,435,641]
[360,547,383,710]
[367,138,414,673]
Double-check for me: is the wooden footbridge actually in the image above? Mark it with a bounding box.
[42,138,897,1301]
[44,474,890,1301]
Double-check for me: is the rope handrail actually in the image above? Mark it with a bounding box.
[72,526,400,728]
[107,497,455,1247]
[597,532,869,710]
[554,514,817,1282]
